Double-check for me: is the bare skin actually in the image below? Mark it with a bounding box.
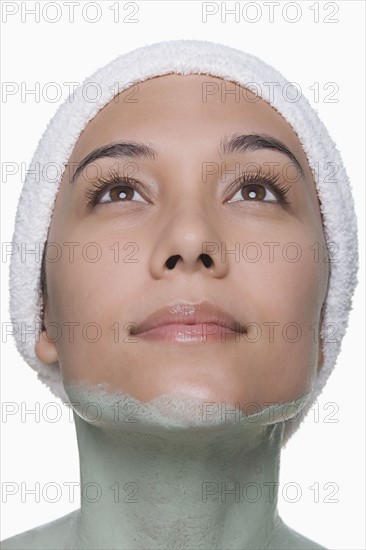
[36,74,328,405]
[2,75,329,549]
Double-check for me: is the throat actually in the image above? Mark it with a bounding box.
[63,383,308,550]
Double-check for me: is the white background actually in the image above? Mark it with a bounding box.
[1,1,365,548]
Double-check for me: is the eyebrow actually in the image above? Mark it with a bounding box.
[219,133,305,178]
[70,133,305,184]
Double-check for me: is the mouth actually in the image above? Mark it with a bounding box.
[130,301,247,343]
[133,323,243,343]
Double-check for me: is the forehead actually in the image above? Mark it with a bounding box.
[70,73,310,171]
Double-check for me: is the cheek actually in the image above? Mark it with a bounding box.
[258,239,326,321]
[44,231,145,382]
[232,227,328,402]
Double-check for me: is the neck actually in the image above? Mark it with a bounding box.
[64,383,309,550]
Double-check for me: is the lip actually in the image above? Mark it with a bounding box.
[131,300,246,342]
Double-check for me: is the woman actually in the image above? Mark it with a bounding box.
[3,39,359,549]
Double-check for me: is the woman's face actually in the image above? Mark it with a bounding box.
[36,74,329,409]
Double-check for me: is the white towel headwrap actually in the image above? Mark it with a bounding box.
[9,39,359,445]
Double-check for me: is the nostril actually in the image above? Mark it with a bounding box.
[166,255,180,270]
[200,254,213,268]
[165,254,213,270]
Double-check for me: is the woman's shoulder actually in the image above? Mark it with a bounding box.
[0,509,79,550]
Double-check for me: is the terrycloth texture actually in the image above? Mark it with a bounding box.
[9,39,359,445]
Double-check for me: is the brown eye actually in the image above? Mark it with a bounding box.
[228,182,277,203]
[100,183,148,205]
[242,184,267,201]
[225,169,292,207]
[85,176,149,208]
[106,185,140,203]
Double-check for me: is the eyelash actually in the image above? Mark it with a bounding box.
[84,173,148,208]
[84,168,291,208]
[228,168,291,206]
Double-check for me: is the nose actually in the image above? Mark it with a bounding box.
[149,206,230,279]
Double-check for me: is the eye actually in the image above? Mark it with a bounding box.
[228,182,277,203]
[99,183,147,205]
[226,171,291,206]
[84,175,150,208]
